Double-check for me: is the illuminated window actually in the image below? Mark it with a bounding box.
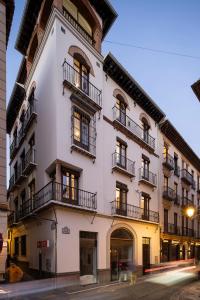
[73,108,90,151]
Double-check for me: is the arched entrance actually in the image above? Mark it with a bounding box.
[110,228,133,281]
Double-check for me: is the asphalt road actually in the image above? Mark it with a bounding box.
[8,268,198,300]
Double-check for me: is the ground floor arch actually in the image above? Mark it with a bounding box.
[110,228,134,281]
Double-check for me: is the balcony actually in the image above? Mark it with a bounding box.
[9,99,37,161]
[112,152,135,178]
[63,61,102,111]
[9,164,26,192]
[113,106,155,151]
[62,7,94,46]
[163,223,180,235]
[111,200,159,223]
[139,168,157,188]
[23,99,37,133]
[8,211,20,227]
[174,194,181,206]
[181,169,193,185]
[10,182,97,221]
[163,186,175,201]
[10,139,18,160]
[162,154,174,170]
[181,227,195,237]
[174,166,180,177]
[23,148,37,176]
[181,197,194,208]
[192,179,196,191]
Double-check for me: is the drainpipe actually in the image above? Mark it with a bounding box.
[52,206,57,279]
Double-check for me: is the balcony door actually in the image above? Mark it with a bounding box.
[73,108,90,151]
[116,140,126,169]
[116,97,126,126]
[74,58,89,94]
[164,209,168,233]
[142,156,150,180]
[62,169,79,205]
[116,183,127,216]
[141,193,150,220]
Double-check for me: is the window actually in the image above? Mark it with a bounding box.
[140,193,150,220]
[13,127,18,145]
[21,235,26,256]
[197,176,200,191]
[29,180,35,200]
[163,144,168,158]
[116,182,128,216]
[142,155,150,180]
[142,118,150,143]
[164,176,168,189]
[174,213,178,229]
[192,194,194,204]
[20,149,25,171]
[164,209,168,232]
[20,190,26,215]
[174,182,178,196]
[62,168,79,204]
[14,161,18,180]
[63,0,92,36]
[14,197,18,213]
[73,108,90,151]
[74,58,89,94]
[115,139,127,169]
[174,154,179,175]
[28,88,35,105]
[14,237,19,256]
[116,96,126,125]
[29,134,35,148]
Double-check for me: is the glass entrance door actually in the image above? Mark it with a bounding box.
[80,231,97,285]
[110,229,133,281]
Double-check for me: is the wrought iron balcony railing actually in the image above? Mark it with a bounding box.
[23,148,36,175]
[163,186,175,201]
[10,138,18,159]
[181,197,194,207]
[181,227,195,237]
[9,149,37,191]
[111,200,159,223]
[181,169,193,185]
[192,179,196,190]
[9,99,37,161]
[63,61,102,108]
[9,182,97,223]
[174,166,180,177]
[163,154,175,170]
[163,223,180,235]
[113,106,155,150]
[139,168,157,187]
[62,7,94,46]
[112,152,135,177]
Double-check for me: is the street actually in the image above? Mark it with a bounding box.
[8,267,198,300]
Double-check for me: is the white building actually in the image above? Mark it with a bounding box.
[159,120,200,262]
[7,0,200,284]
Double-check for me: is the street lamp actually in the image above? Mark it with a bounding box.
[186,206,195,218]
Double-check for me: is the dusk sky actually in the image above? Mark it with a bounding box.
[7,0,200,156]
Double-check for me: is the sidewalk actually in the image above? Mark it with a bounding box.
[0,276,79,299]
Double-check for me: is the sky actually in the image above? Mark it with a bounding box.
[7,0,200,157]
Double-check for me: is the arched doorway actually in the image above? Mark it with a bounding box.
[110,228,133,281]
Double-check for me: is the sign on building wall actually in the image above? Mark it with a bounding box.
[37,240,50,248]
[62,226,70,234]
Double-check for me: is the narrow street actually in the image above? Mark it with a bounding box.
[10,267,198,300]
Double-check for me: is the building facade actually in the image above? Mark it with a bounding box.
[7,0,200,284]
[159,121,200,262]
[0,0,14,280]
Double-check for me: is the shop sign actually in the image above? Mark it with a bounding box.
[37,240,50,248]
